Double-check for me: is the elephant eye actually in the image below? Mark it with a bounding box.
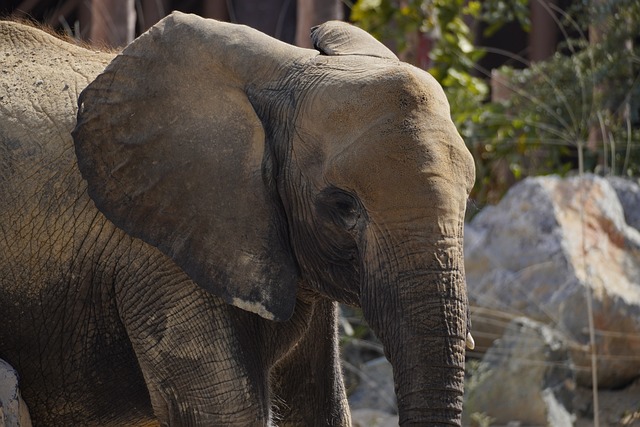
[316,188,364,232]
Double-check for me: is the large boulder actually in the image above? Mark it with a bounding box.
[351,409,398,427]
[347,357,397,415]
[0,359,31,427]
[607,176,640,231]
[465,175,640,388]
[463,317,576,426]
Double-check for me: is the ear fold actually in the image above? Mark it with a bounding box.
[311,21,398,60]
[73,12,299,321]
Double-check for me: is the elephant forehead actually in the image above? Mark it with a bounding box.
[325,118,473,211]
[291,59,474,215]
[298,62,473,200]
[295,59,457,165]
[301,61,450,123]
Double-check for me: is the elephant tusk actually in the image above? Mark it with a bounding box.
[466,332,475,350]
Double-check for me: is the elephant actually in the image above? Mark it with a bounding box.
[0,12,475,426]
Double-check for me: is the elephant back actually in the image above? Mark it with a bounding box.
[0,21,118,290]
[0,21,114,207]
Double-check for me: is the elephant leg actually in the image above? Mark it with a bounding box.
[270,298,351,426]
[116,269,271,426]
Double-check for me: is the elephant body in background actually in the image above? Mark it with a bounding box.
[0,14,475,426]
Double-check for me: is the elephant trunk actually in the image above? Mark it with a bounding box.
[361,238,468,426]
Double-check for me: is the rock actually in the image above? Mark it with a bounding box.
[606,176,640,231]
[351,409,398,427]
[574,376,640,426]
[347,357,397,415]
[0,359,31,427]
[464,317,576,426]
[464,305,518,354]
[465,175,640,388]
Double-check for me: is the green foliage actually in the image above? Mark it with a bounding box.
[469,412,496,427]
[478,0,530,36]
[428,1,488,137]
[350,0,433,53]
[471,0,640,201]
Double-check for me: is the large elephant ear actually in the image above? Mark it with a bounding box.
[311,21,397,59]
[73,12,303,321]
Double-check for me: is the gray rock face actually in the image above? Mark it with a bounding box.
[465,175,640,388]
[347,357,397,415]
[351,409,398,427]
[607,176,640,231]
[464,317,576,426]
[0,359,31,427]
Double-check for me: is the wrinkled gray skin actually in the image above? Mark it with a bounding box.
[1,13,475,426]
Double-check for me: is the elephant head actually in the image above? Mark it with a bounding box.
[73,12,475,425]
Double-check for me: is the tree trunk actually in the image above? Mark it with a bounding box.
[295,0,343,48]
[529,0,558,62]
[86,0,136,48]
[137,0,170,33]
[229,0,297,44]
[202,0,230,21]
